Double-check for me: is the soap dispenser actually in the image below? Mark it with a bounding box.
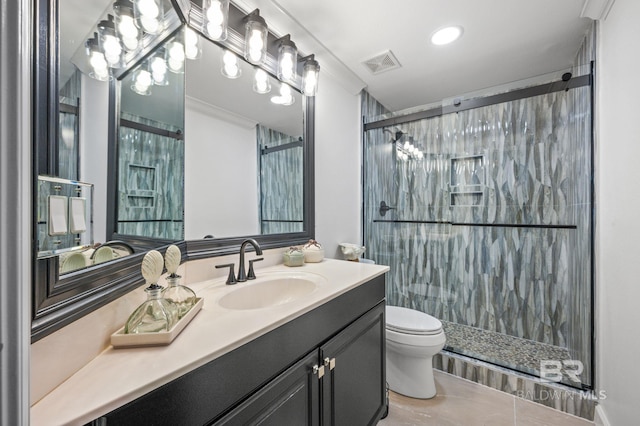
[125,250,178,334]
[161,244,197,318]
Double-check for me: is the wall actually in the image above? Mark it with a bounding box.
[313,73,362,258]
[596,0,640,424]
[184,98,260,239]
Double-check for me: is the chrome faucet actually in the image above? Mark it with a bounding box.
[237,238,263,282]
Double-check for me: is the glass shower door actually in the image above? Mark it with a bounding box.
[363,80,593,389]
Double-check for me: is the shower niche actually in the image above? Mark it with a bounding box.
[449,154,485,207]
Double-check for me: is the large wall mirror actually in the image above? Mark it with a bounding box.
[33,0,315,341]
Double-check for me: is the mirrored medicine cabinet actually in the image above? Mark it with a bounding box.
[33,0,315,340]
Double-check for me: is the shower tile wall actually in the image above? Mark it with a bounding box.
[363,78,593,387]
[117,112,184,240]
[257,125,304,235]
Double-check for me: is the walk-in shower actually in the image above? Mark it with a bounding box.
[362,65,594,390]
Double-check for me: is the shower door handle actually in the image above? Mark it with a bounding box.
[379,201,396,216]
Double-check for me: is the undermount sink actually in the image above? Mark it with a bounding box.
[218,272,325,310]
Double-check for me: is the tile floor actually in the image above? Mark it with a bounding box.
[378,371,594,426]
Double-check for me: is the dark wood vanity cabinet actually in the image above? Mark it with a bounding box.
[94,275,386,426]
[320,304,386,426]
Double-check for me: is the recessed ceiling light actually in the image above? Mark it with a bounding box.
[431,26,463,46]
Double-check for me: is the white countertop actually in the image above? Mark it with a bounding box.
[30,259,388,426]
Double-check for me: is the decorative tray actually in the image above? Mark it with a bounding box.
[111,297,204,348]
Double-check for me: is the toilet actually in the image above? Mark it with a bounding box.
[385,305,446,399]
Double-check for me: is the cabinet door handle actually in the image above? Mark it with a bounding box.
[312,364,325,379]
[324,357,336,370]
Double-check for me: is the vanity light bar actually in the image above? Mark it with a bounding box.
[79,0,181,82]
[189,0,319,96]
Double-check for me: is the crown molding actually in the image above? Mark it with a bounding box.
[581,0,616,20]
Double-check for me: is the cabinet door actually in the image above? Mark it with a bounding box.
[213,350,321,426]
[321,301,386,426]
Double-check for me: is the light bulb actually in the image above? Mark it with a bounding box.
[280,52,294,81]
[137,0,159,18]
[206,0,223,25]
[223,50,236,65]
[221,51,240,78]
[184,28,200,60]
[244,12,267,64]
[280,83,292,98]
[122,37,138,51]
[118,15,138,39]
[186,44,199,60]
[89,52,109,80]
[185,28,198,46]
[103,35,121,57]
[168,41,185,72]
[254,69,270,94]
[303,70,317,94]
[169,42,185,62]
[271,83,294,105]
[135,70,152,87]
[102,35,122,66]
[168,58,183,73]
[224,63,239,77]
[249,48,262,63]
[140,16,159,33]
[150,56,167,84]
[249,30,264,51]
[206,23,223,39]
[302,58,319,96]
[132,69,152,95]
[89,51,108,73]
[204,0,228,40]
[247,29,264,63]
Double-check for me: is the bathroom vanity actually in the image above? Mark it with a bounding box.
[30,260,388,425]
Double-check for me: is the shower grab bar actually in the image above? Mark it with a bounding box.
[373,219,577,230]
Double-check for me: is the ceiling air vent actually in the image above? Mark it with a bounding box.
[362,50,401,75]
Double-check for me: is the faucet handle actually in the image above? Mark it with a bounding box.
[215,263,237,285]
[247,258,264,280]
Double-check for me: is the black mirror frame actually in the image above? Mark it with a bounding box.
[32,0,315,342]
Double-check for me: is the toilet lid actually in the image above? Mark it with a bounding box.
[386,306,442,335]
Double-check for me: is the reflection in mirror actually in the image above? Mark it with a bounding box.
[117,29,186,241]
[55,0,182,275]
[183,31,304,239]
[34,0,315,340]
[57,0,115,274]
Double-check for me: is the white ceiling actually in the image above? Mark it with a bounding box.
[269,0,594,111]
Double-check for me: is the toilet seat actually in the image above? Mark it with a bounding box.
[386,306,442,336]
